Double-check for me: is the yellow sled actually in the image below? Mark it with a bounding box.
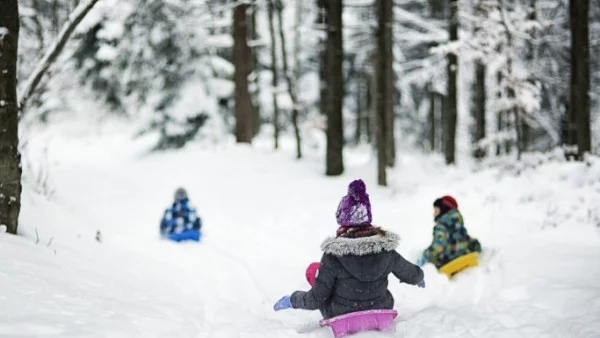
[438,252,479,278]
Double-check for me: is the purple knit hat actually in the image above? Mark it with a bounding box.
[335,179,372,227]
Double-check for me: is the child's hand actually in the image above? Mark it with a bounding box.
[273,296,293,311]
[417,280,426,288]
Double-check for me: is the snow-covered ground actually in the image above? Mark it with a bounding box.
[2,121,600,337]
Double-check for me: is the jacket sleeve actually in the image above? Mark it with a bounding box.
[160,208,173,234]
[290,255,336,310]
[391,251,424,285]
[423,223,449,264]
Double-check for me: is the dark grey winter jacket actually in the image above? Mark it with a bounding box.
[290,231,423,319]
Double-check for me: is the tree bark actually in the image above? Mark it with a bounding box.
[233,3,254,143]
[472,62,486,159]
[428,0,446,20]
[365,73,373,144]
[325,0,344,176]
[570,0,591,159]
[522,0,537,152]
[267,0,280,148]
[251,6,261,137]
[355,72,363,145]
[375,0,393,185]
[382,0,395,167]
[276,0,302,159]
[0,0,22,235]
[444,0,458,164]
[19,0,101,114]
[429,84,436,152]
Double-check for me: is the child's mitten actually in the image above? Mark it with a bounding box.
[273,296,292,311]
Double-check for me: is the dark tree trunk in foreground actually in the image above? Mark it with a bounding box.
[569,0,591,158]
[0,0,22,234]
[233,3,254,143]
[325,0,344,176]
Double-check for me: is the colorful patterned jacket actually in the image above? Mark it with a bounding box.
[423,209,481,268]
[160,198,202,236]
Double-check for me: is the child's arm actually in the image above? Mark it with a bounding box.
[423,224,449,265]
[290,255,336,310]
[391,251,424,285]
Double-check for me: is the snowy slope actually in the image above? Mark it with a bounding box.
[2,122,600,338]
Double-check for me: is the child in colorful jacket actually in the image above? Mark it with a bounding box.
[160,187,202,237]
[273,179,425,319]
[417,196,481,268]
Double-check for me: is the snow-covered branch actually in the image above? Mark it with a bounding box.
[18,0,101,114]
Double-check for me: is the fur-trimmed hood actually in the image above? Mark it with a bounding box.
[321,230,400,256]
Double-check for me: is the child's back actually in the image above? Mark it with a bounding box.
[274,180,424,319]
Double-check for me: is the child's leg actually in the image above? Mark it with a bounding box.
[305,262,320,286]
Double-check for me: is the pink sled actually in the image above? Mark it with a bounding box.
[319,309,398,338]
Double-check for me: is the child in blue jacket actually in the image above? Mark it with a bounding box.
[160,188,202,239]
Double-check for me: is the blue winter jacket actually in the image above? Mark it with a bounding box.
[160,198,202,236]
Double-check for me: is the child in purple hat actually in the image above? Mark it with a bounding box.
[273,179,425,319]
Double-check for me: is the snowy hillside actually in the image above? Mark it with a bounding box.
[2,121,600,338]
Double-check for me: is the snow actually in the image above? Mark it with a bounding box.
[4,120,600,337]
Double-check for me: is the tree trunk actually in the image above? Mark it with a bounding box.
[0,0,22,235]
[428,0,446,20]
[472,62,486,159]
[444,0,458,164]
[251,6,261,137]
[570,0,591,159]
[429,84,436,152]
[294,0,302,84]
[382,0,395,167]
[355,72,363,145]
[325,0,344,176]
[233,3,254,143]
[31,0,46,55]
[365,73,373,144]
[375,0,393,185]
[267,0,280,149]
[522,0,536,152]
[276,0,303,159]
[52,0,60,34]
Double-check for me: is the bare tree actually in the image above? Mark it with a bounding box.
[267,0,280,148]
[0,0,22,234]
[276,0,302,159]
[428,83,437,152]
[233,3,255,143]
[374,0,394,185]
[444,0,459,164]
[250,6,261,137]
[472,62,486,159]
[383,0,395,168]
[325,0,344,176]
[570,0,591,158]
